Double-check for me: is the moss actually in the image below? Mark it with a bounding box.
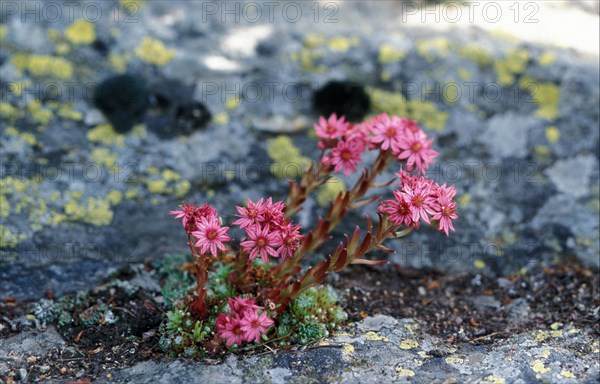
[317,178,346,207]
[267,136,311,179]
[378,43,406,64]
[87,124,125,147]
[65,20,96,45]
[11,53,74,79]
[135,37,176,66]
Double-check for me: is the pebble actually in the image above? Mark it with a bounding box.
[18,368,27,381]
[26,356,37,365]
[251,115,310,133]
[39,365,50,373]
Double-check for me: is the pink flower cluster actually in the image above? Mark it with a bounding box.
[169,203,231,257]
[315,113,439,175]
[216,297,274,347]
[379,169,458,236]
[235,198,303,262]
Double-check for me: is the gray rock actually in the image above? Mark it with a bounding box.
[481,113,535,158]
[545,154,597,198]
[0,327,65,358]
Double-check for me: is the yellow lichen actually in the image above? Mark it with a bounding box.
[364,331,389,342]
[0,102,23,120]
[482,375,506,384]
[147,179,168,194]
[457,68,472,81]
[120,0,146,9]
[530,359,550,374]
[342,343,355,356]
[11,53,74,79]
[457,193,471,207]
[534,145,551,157]
[87,124,125,147]
[90,148,117,168]
[0,195,10,218]
[378,43,406,64]
[445,357,464,365]
[106,190,123,205]
[131,124,147,138]
[65,20,96,45]
[162,169,181,182]
[20,132,37,146]
[457,44,493,68]
[225,97,240,111]
[267,136,311,179]
[108,53,129,73]
[395,367,415,378]
[0,226,28,248]
[213,112,229,125]
[54,42,71,56]
[368,88,448,131]
[474,259,486,269]
[538,52,556,66]
[533,82,560,120]
[27,101,53,125]
[64,197,113,226]
[328,36,359,53]
[545,126,560,143]
[303,34,327,48]
[0,25,7,41]
[495,48,530,86]
[537,349,551,359]
[174,180,191,198]
[560,370,575,379]
[399,339,419,350]
[135,37,176,66]
[57,104,83,121]
[416,37,452,62]
[316,178,346,207]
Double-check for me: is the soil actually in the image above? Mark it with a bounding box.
[1,259,598,382]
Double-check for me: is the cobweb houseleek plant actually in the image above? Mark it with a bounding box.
[164,113,458,355]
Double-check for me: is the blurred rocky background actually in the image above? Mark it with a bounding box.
[0,1,598,382]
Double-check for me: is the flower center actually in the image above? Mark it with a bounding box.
[411,142,422,152]
[252,320,260,328]
[326,124,336,134]
[248,209,256,218]
[386,127,396,138]
[257,238,266,247]
[207,229,217,240]
[413,195,423,207]
[341,149,352,161]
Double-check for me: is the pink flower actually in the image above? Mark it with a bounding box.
[261,198,286,228]
[217,314,245,347]
[169,203,217,233]
[240,309,274,342]
[403,180,436,224]
[276,223,303,259]
[431,184,458,236]
[380,190,416,227]
[192,216,231,257]
[228,297,262,314]
[314,113,350,139]
[240,224,282,263]
[396,129,439,174]
[369,113,404,152]
[324,139,364,176]
[233,198,266,229]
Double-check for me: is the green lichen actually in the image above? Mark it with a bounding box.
[267,136,312,179]
[368,87,448,131]
[135,37,176,66]
[317,177,346,207]
[11,53,74,79]
[65,19,96,45]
